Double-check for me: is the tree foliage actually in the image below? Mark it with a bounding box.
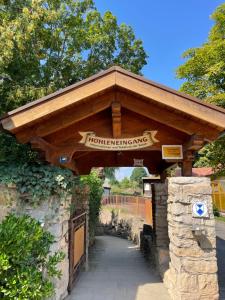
[103,167,119,183]
[177,3,225,108]
[130,167,147,188]
[177,3,225,176]
[0,214,64,299]
[0,0,147,116]
[194,136,225,178]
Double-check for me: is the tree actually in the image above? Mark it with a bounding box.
[177,3,225,108]
[103,167,119,183]
[130,167,147,188]
[176,3,225,176]
[0,0,147,166]
[120,177,131,189]
[0,0,147,116]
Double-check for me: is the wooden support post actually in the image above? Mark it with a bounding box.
[112,101,121,138]
[182,150,194,176]
[182,135,204,177]
[160,170,167,182]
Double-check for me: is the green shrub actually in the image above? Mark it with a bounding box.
[213,204,220,217]
[81,171,103,241]
[0,214,65,300]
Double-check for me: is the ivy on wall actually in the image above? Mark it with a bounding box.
[0,162,75,204]
[81,171,103,242]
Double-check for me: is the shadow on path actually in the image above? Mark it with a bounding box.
[216,221,225,300]
[67,236,170,300]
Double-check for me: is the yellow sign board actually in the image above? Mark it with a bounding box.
[162,145,183,160]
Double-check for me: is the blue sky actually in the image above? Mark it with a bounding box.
[95,0,223,89]
[94,0,224,180]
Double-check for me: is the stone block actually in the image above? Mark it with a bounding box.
[176,273,198,292]
[183,258,218,274]
[170,242,216,258]
[198,274,219,294]
[48,223,62,238]
[163,267,177,290]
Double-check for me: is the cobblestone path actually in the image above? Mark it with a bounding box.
[67,236,170,300]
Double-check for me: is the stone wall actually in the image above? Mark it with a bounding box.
[99,206,145,245]
[164,177,219,300]
[0,185,71,300]
[152,183,170,277]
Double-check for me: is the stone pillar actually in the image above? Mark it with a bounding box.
[152,183,170,276]
[164,177,219,300]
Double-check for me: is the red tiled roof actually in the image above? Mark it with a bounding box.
[192,167,213,177]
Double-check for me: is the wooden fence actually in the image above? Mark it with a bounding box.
[212,180,225,212]
[102,195,152,225]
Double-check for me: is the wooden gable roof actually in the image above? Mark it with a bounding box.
[1,66,225,175]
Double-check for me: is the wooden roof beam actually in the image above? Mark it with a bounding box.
[116,71,225,129]
[119,93,219,141]
[16,93,114,143]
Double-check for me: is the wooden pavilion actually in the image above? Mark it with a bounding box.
[1,66,225,176]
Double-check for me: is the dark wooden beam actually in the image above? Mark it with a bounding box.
[182,150,194,176]
[16,93,114,143]
[184,134,205,151]
[30,137,79,174]
[119,93,219,141]
[111,101,121,138]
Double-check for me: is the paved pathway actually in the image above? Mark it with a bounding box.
[216,221,225,300]
[67,236,170,300]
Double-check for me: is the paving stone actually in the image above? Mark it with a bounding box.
[67,236,170,300]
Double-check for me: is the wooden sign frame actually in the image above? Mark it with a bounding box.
[162,145,183,160]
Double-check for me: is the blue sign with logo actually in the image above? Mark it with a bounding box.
[192,201,208,218]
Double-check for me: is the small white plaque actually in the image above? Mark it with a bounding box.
[192,201,208,218]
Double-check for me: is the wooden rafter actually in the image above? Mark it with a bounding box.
[119,93,219,141]
[15,93,114,143]
[1,66,225,134]
[1,66,225,176]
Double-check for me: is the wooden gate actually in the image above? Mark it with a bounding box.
[68,212,87,292]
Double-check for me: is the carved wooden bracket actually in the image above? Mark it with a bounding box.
[30,137,79,174]
[184,134,205,152]
[181,135,205,176]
